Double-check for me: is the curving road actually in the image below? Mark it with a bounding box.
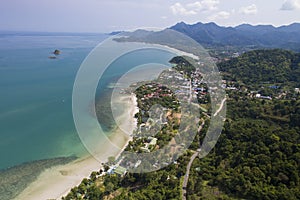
[182,151,199,200]
[182,120,204,200]
[213,97,226,117]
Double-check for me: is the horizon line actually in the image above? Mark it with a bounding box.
[1,21,300,34]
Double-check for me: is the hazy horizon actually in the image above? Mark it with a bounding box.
[1,20,300,34]
[1,0,300,33]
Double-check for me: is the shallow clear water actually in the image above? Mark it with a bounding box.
[0,32,176,199]
[0,33,109,170]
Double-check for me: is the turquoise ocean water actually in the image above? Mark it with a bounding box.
[0,32,175,199]
[0,33,108,170]
[0,32,108,199]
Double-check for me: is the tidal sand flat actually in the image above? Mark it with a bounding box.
[0,157,76,200]
[15,156,101,200]
[15,93,138,200]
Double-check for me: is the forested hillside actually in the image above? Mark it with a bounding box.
[170,22,300,51]
[187,49,300,199]
[218,49,300,86]
[188,96,300,199]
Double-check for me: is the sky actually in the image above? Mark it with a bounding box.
[1,0,300,33]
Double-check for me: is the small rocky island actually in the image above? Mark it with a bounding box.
[53,49,61,55]
[48,49,61,59]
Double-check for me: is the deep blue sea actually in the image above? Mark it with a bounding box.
[0,32,175,199]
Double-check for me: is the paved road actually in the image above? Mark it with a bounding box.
[182,120,205,200]
[188,79,193,104]
[181,96,225,200]
[182,151,199,200]
[213,98,226,117]
[182,78,221,200]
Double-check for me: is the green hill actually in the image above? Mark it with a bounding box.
[218,49,300,87]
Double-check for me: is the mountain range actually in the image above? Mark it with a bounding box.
[170,22,300,51]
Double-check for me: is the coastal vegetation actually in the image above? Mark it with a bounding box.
[63,49,299,200]
[169,56,196,78]
[63,56,202,200]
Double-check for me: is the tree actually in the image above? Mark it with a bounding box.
[105,182,115,194]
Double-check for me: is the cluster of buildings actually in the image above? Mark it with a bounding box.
[140,84,173,100]
[140,137,158,153]
[222,78,300,101]
[107,165,127,176]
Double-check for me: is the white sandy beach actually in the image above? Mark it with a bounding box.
[15,94,138,200]
[114,93,139,137]
[14,41,190,200]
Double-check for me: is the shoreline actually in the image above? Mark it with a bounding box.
[15,93,138,200]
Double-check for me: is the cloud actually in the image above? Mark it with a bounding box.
[187,0,219,11]
[280,0,300,10]
[208,11,230,20]
[170,3,197,16]
[170,0,219,16]
[239,4,258,15]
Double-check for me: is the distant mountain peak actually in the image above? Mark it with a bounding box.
[205,22,218,26]
[280,22,300,27]
[169,21,300,51]
[235,23,253,28]
[177,21,187,25]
